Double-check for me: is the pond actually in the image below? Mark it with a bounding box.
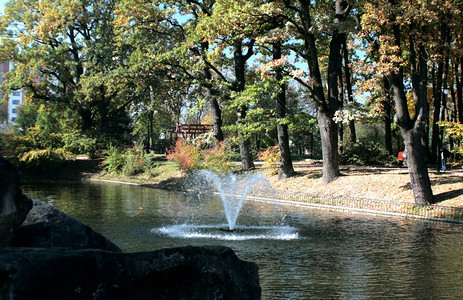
[22,180,463,299]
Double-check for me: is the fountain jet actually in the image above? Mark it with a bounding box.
[196,171,267,230]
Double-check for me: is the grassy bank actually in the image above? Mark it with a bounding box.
[84,160,463,223]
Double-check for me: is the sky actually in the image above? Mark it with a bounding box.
[0,0,6,13]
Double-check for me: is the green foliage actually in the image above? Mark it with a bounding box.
[339,141,396,166]
[257,145,280,175]
[13,100,39,132]
[0,126,66,166]
[0,127,73,173]
[439,121,463,157]
[225,81,276,144]
[202,142,233,173]
[102,146,150,176]
[19,148,72,171]
[0,0,135,140]
[289,113,321,158]
[102,147,125,175]
[62,131,98,157]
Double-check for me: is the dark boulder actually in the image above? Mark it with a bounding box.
[0,246,261,299]
[12,199,122,252]
[0,158,33,247]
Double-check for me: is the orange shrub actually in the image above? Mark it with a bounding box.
[167,140,201,172]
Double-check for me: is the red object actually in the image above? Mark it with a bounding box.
[398,151,405,161]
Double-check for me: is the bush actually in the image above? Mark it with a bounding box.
[203,142,233,173]
[102,146,126,175]
[62,131,97,157]
[167,140,202,172]
[121,147,145,176]
[339,141,395,166]
[19,148,73,172]
[258,145,280,174]
[0,128,70,172]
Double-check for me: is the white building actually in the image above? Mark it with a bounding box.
[1,61,24,129]
[8,88,24,123]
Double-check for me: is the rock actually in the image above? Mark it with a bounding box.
[12,199,122,252]
[0,246,261,299]
[0,158,33,247]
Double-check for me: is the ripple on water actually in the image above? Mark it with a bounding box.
[153,224,299,241]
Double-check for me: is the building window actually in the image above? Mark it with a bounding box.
[12,99,20,105]
[12,108,17,114]
[12,91,20,96]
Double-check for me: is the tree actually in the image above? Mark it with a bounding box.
[116,0,230,146]
[194,0,264,170]
[276,0,353,183]
[0,0,133,143]
[272,43,295,179]
[360,0,436,204]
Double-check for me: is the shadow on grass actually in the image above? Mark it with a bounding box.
[431,174,463,185]
[433,189,463,204]
[291,170,323,180]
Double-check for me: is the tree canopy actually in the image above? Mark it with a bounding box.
[1,0,463,205]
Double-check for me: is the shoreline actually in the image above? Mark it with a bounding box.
[85,174,463,224]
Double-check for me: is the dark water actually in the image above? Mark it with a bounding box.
[23,180,463,299]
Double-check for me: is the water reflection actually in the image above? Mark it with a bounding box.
[23,180,463,299]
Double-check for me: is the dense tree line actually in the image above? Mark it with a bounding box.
[0,0,462,205]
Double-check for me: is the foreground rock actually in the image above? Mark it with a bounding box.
[12,199,122,252]
[0,158,33,247]
[0,246,261,299]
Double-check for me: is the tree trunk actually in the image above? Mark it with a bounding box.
[342,37,356,144]
[431,22,450,167]
[457,58,463,124]
[97,96,109,136]
[293,0,348,183]
[338,62,345,154]
[273,43,294,179]
[148,109,155,152]
[201,42,224,142]
[318,109,339,184]
[389,22,433,204]
[79,108,93,132]
[431,65,443,168]
[322,15,344,183]
[233,41,254,171]
[210,99,224,142]
[402,130,434,204]
[382,77,393,155]
[270,0,360,185]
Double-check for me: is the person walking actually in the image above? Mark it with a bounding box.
[440,147,451,171]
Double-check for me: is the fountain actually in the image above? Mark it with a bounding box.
[196,170,267,231]
[154,170,298,240]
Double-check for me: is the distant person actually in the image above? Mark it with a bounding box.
[440,147,451,171]
[398,150,407,167]
[398,151,405,166]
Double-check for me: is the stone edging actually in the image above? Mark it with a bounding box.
[248,190,463,224]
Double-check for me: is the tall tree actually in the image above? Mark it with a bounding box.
[194,0,264,170]
[278,0,353,184]
[0,0,133,140]
[360,0,435,204]
[272,42,295,179]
